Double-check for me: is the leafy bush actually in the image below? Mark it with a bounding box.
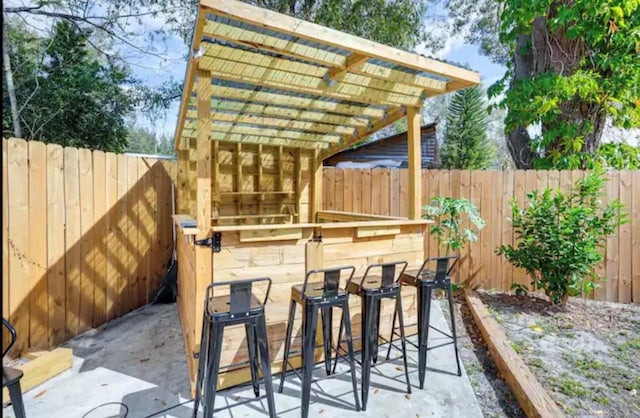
[423,197,485,254]
[498,171,627,305]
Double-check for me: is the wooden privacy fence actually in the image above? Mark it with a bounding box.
[2,138,176,354]
[323,168,640,304]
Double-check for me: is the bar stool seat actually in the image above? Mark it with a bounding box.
[338,261,412,411]
[279,266,361,418]
[193,277,276,418]
[392,256,462,390]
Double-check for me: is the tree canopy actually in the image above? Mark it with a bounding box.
[2,21,135,152]
[441,86,496,169]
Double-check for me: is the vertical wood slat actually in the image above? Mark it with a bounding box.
[618,171,632,304]
[105,153,118,321]
[78,148,95,333]
[116,154,129,316]
[489,171,502,291]
[458,170,471,285]
[127,156,139,312]
[64,147,81,338]
[46,144,66,347]
[479,171,492,289]
[2,140,10,346]
[449,170,461,283]
[138,158,151,304]
[500,170,514,292]
[93,151,107,326]
[468,170,482,288]
[8,139,30,353]
[605,171,620,302]
[28,141,48,348]
[361,169,371,214]
[343,169,353,213]
[632,171,640,303]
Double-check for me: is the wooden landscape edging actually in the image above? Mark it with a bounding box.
[463,289,565,418]
[1,348,73,403]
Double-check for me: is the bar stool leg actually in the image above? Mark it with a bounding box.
[202,322,224,418]
[372,299,381,364]
[421,288,434,389]
[7,382,26,418]
[245,322,260,397]
[447,284,462,377]
[256,314,277,418]
[418,285,429,390]
[331,308,345,375]
[301,304,319,418]
[361,294,376,411]
[321,307,333,375]
[342,299,361,411]
[279,300,296,393]
[385,307,397,361]
[193,313,210,417]
[395,294,412,394]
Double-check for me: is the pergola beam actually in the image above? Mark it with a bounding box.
[184,121,342,143]
[198,52,424,108]
[327,53,369,82]
[183,131,330,149]
[196,86,386,118]
[185,109,356,135]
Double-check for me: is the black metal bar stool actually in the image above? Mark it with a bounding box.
[193,277,276,418]
[3,318,26,418]
[388,256,462,390]
[278,266,360,418]
[336,261,411,411]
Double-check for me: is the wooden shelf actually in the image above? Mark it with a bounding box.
[213,214,295,221]
[218,191,294,196]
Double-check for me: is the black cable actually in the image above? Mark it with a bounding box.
[81,401,129,418]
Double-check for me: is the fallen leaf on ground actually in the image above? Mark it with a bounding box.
[140,358,150,362]
[34,390,46,399]
[318,409,324,414]
[405,394,412,400]
[155,342,165,349]
[374,389,379,394]
[529,325,543,332]
[162,400,167,406]
[101,383,108,387]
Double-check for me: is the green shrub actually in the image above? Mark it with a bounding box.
[423,197,485,254]
[497,171,627,305]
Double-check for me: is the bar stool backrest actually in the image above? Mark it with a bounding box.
[2,318,17,357]
[356,261,408,289]
[303,265,356,298]
[205,277,272,315]
[417,256,459,285]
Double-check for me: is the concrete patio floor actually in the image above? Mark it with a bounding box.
[3,301,483,418]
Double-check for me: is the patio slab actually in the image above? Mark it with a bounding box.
[3,301,482,418]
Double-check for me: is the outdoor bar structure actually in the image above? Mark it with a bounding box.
[173,0,480,392]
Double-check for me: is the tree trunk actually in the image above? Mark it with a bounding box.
[2,17,22,138]
[506,34,535,169]
[506,2,607,168]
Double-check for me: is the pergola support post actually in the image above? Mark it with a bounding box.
[195,68,213,347]
[407,107,422,220]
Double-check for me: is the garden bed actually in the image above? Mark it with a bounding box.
[476,290,640,417]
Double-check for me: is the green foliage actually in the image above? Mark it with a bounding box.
[2,21,135,152]
[423,197,485,254]
[534,142,640,169]
[497,171,628,305]
[489,0,640,168]
[441,86,496,169]
[313,0,429,49]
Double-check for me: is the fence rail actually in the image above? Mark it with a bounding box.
[323,168,640,304]
[2,138,176,353]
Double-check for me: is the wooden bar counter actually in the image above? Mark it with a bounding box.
[175,214,430,392]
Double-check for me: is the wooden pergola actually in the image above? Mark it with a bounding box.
[173,0,479,391]
[175,0,479,228]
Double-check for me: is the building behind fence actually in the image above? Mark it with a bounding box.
[2,138,638,353]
